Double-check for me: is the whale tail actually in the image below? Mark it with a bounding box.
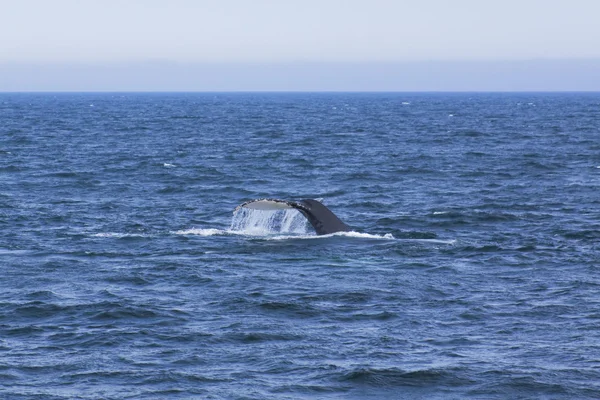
[235,198,350,235]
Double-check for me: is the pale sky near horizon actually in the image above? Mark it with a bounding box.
[1,0,600,90]
[2,0,600,63]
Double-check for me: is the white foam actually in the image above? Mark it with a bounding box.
[263,231,394,241]
[172,228,229,236]
[0,249,31,255]
[263,232,456,244]
[91,232,148,238]
[172,226,455,245]
[172,228,284,237]
[174,229,394,241]
[405,238,457,245]
[332,231,395,239]
[163,163,176,168]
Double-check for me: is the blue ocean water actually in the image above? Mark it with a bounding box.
[1,92,599,399]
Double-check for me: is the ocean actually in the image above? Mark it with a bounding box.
[1,92,599,399]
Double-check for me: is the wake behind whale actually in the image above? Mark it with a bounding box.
[173,199,454,243]
[228,199,452,243]
[172,199,459,244]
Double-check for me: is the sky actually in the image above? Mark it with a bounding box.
[1,0,600,91]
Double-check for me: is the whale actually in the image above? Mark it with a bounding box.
[234,198,350,235]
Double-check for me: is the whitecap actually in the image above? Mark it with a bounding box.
[404,238,457,245]
[163,163,176,168]
[92,232,123,238]
[91,232,148,238]
[0,249,31,255]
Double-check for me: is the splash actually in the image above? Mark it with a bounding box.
[230,207,310,236]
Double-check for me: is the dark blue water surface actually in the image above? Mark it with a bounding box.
[1,92,600,399]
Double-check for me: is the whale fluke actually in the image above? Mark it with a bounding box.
[235,198,350,235]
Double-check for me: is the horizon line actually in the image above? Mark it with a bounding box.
[2,90,600,94]
[2,58,600,65]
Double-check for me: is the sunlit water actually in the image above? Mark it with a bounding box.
[1,93,600,399]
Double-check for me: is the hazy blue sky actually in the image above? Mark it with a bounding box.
[2,0,600,91]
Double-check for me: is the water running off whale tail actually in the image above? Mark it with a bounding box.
[232,199,351,236]
[230,206,310,235]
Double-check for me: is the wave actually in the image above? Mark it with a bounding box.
[340,366,471,388]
